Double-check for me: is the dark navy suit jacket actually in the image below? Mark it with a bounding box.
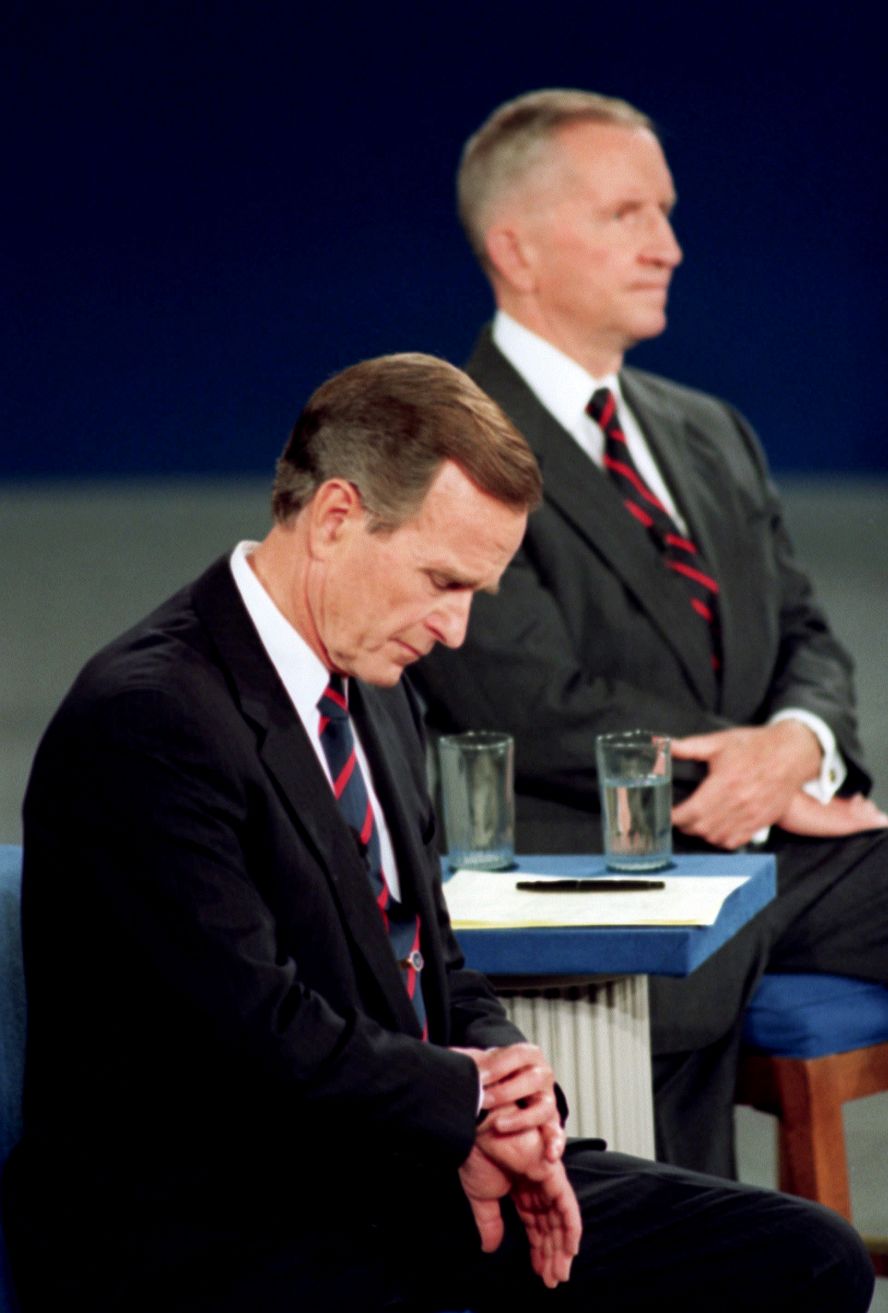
[6,554,523,1307]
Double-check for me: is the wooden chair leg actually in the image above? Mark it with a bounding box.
[738,1021,888,1275]
[769,1057,852,1219]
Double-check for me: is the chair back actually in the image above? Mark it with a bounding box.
[0,845,25,1312]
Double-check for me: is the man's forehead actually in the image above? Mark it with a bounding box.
[414,458,500,515]
[409,473,527,580]
[551,121,672,185]
[503,122,669,222]
[553,118,659,156]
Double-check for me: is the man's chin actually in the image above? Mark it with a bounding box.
[342,640,425,687]
[350,658,410,688]
[372,666,407,688]
[626,313,668,347]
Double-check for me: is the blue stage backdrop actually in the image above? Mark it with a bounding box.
[3,3,885,479]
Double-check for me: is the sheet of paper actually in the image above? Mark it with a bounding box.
[444,871,747,928]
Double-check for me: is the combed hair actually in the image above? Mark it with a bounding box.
[271,352,542,529]
[458,88,653,266]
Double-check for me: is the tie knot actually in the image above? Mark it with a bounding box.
[318,674,349,722]
[586,387,617,430]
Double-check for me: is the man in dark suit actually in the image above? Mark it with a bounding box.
[4,353,874,1311]
[413,89,888,1175]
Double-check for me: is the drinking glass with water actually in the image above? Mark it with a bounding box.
[595,731,672,871]
[438,731,515,870]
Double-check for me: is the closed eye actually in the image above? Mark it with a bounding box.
[428,571,498,596]
[429,573,467,592]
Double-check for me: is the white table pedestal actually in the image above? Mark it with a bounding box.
[495,975,655,1158]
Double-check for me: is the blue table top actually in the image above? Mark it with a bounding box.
[446,852,776,979]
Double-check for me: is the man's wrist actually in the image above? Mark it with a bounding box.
[769,709,846,801]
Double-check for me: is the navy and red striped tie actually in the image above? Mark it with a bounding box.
[317,675,427,1038]
[588,387,721,673]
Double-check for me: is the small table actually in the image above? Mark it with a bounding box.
[449,852,776,1157]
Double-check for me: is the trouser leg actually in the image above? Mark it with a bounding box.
[651,1024,745,1176]
[766,827,888,976]
[648,908,770,1174]
[453,1147,874,1313]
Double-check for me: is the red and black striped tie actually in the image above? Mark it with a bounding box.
[317,675,427,1038]
[587,387,721,672]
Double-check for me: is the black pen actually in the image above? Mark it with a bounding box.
[515,878,666,892]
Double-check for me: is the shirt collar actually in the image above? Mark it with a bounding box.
[492,310,622,429]
[229,540,338,728]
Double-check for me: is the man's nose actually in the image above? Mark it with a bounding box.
[431,592,473,649]
[645,210,683,267]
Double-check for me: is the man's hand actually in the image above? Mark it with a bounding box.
[510,1158,582,1289]
[459,1125,581,1289]
[458,1139,513,1255]
[457,1126,548,1257]
[454,1046,581,1287]
[777,791,888,838]
[478,1124,581,1288]
[671,722,822,849]
[452,1043,564,1161]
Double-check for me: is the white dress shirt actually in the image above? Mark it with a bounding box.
[229,541,402,897]
[491,311,845,804]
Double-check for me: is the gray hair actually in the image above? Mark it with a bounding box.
[458,88,653,266]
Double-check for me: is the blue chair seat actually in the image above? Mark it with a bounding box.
[737,970,888,1275]
[742,972,888,1058]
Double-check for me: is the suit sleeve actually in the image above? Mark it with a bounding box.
[720,401,869,791]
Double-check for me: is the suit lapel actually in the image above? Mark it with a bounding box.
[190,558,422,1035]
[468,332,718,708]
[621,370,727,577]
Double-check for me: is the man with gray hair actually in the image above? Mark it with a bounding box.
[414,89,888,1176]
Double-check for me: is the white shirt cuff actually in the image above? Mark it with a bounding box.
[749,710,846,845]
[769,708,846,802]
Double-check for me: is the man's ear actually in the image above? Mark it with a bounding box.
[484,221,538,294]
[306,479,364,557]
